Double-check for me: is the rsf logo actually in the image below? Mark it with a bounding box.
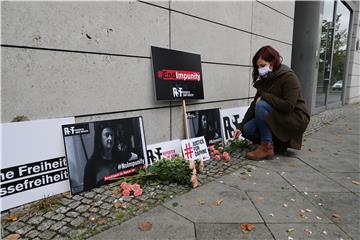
[63,126,75,136]
[173,87,183,97]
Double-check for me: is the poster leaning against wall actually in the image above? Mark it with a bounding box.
[187,108,222,146]
[62,117,147,194]
[0,117,74,211]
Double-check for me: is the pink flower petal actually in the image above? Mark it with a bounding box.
[122,189,131,196]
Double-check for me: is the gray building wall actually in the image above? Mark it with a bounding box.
[1,1,295,144]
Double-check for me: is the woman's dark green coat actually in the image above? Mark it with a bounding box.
[238,64,310,150]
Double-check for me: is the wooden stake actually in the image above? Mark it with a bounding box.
[182,99,189,139]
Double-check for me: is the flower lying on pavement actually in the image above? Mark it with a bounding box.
[120,182,143,197]
[191,174,199,188]
[223,152,231,162]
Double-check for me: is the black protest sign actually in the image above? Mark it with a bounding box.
[151,46,204,100]
[187,108,222,146]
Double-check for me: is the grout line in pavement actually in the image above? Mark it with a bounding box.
[244,191,277,240]
[292,157,356,193]
[161,203,196,224]
[160,204,198,239]
[318,172,360,194]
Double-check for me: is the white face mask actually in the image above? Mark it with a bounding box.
[258,65,272,77]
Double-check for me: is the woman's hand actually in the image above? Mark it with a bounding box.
[233,129,241,140]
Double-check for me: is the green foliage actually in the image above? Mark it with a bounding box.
[223,139,250,154]
[148,155,193,185]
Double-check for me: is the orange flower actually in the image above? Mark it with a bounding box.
[191,174,199,188]
[122,189,131,196]
[131,183,141,192]
[214,155,221,161]
[223,152,231,162]
[213,150,220,155]
[199,159,204,174]
[134,188,143,197]
[189,160,195,170]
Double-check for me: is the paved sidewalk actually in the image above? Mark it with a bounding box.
[89,104,360,240]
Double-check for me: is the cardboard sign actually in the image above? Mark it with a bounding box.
[146,139,183,165]
[220,106,249,144]
[0,117,75,211]
[62,117,147,194]
[187,108,222,146]
[151,46,204,100]
[181,137,210,161]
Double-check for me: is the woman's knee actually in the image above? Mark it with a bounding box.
[255,100,272,119]
[256,100,271,110]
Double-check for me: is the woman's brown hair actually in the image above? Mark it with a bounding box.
[252,45,283,82]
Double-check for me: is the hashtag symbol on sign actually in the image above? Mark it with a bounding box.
[184,143,193,159]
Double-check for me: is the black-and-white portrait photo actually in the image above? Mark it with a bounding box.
[62,117,146,194]
[187,108,222,145]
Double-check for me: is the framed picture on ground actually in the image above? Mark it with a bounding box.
[187,108,222,146]
[62,117,147,194]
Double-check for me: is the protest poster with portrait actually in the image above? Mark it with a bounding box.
[0,117,74,211]
[62,117,147,194]
[180,137,210,161]
[151,46,204,100]
[187,108,222,146]
[146,139,183,166]
[220,106,249,144]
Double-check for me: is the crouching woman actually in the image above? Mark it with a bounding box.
[234,45,310,160]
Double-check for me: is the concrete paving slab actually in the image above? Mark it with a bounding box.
[218,168,295,192]
[196,223,274,240]
[268,223,348,240]
[250,155,315,173]
[281,170,349,192]
[337,224,360,240]
[310,130,360,147]
[294,138,360,173]
[299,137,346,155]
[330,121,360,134]
[88,206,196,240]
[323,172,360,192]
[163,182,263,223]
[247,192,331,224]
[299,153,360,173]
[305,192,360,224]
[301,135,359,158]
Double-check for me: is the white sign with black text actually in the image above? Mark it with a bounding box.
[220,106,249,144]
[146,139,183,166]
[180,137,210,161]
[0,117,75,211]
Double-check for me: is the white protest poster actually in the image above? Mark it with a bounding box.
[146,139,183,166]
[0,117,75,211]
[220,106,249,144]
[180,136,210,161]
